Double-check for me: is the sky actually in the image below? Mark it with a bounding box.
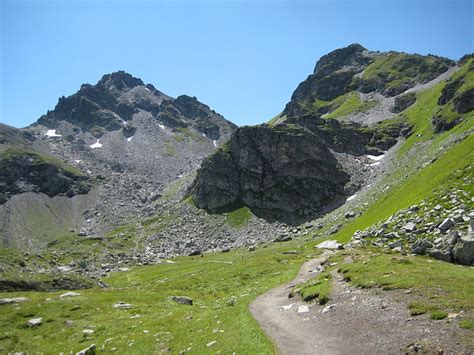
[1,0,473,128]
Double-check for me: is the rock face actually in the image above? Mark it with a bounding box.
[188,124,350,223]
[0,148,92,204]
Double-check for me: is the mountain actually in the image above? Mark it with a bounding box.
[189,43,473,253]
[0,45,473,354]
[0,71,236,250]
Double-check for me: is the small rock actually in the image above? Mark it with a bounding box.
[402,222,417,233]
[322,304,336,314]
[345,211,356,219]
[411,238,433,255]
[438,218,454,232]
[170,296,193,305]
[273,234,292,243]
[76,344,96,355]
[60,292,81,299]
[0,297,30,305]
[113,302,133,309]
[57,265,73,272]
[206,341,217,347]
[83,329,95,336]
[27,317,43,327]
[388,240,402,249]
[297,305,309,313]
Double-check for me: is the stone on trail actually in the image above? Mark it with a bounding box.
[297,305,309,313]
[322,304,336,314]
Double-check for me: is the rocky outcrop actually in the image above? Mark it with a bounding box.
[391,92,416,113]
[283,44,454,117]
[284,44,372,116]
[188,124,350,223]
[0,148,92,204]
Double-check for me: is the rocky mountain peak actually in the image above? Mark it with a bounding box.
[313,43,370,78]
[97,70,145,91]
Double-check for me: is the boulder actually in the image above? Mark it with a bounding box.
[345,211,356,219]
[0,297,30,305]
[27,317,43,327]
[411,238,433,255]
[428,248,453,263]
[76,344,96,355]
[113,301,133,309]
[170,296,193,305]
[60,291,81,299]
[188,124,349,222]
[316,240,343,250]
[438,218,454,232]
[273,234,292,243]
[402,222,417,233]
[453,234,474,266]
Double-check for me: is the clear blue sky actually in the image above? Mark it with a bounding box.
[1,0,473,128]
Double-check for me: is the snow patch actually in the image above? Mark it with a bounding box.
[90,139,103,149]
[369,162,381,167]
[127,136,133,142]
[75,159,81,163]
[201,133,207,138]
[366,153,385,161]
[45,129,61,137]
[346,194,357,201]
[213,140,217,147]
[158,124,165,130]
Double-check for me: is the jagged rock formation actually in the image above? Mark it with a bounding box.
[188,124,350,222]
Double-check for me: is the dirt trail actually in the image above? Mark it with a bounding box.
[249,252,469,355]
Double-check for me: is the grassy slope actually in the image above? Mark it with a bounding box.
[0,241,320,353]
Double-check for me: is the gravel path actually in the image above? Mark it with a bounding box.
[250,251,470,354]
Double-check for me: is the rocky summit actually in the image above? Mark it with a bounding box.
[0,43,473,354]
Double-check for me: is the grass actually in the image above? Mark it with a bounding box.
[298,272,331,305]
[0,240,320,354]
[338,248,474,323]
[324,92,376,119]
[225,206,253,228]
